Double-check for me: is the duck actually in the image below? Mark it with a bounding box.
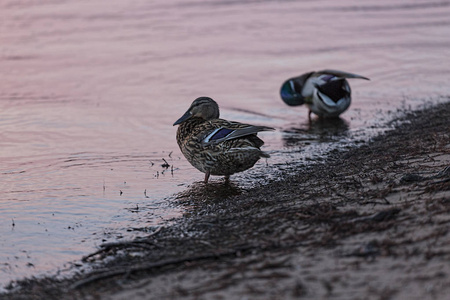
[173,97,274,183]
[280,69,370,120]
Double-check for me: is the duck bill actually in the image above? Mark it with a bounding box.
[173,110,192,126]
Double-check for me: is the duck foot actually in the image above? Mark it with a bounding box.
[204,171,211,183]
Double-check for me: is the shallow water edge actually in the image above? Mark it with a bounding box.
[2,100,449,299]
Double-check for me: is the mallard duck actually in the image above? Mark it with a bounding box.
[173,97,274,183]
[280,69,370,120]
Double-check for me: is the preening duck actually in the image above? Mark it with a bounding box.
[280,69,369,120]
[173,97,274,183]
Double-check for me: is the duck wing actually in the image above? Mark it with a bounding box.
[202,121,274,146]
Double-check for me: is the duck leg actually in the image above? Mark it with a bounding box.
[204,171,211,183]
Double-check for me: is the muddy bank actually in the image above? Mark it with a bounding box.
[3,101,450,300]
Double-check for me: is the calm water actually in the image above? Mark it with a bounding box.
[1,0,449,287]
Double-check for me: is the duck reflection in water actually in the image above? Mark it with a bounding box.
[282,117,349,148]
[175,180,243,208]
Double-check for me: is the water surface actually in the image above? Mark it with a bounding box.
[1,0,449,287]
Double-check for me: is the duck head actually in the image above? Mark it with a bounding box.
[279,72,313,106]
[173,97,220,126]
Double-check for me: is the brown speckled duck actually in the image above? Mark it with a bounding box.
[173,97,274,183]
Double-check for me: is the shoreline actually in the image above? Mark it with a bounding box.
[4,100,450,300]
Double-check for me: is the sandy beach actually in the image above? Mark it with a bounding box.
[3,101,449,300]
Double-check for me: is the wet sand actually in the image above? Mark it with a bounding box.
[3,101,450,299]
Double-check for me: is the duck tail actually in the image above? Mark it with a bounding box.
[318,69,370,80]
[317,79,348,103]
[260,151,271,158]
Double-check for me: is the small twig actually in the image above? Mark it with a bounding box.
[161,158,170,168]
[82,241,153,263]
[81,227,163,263]
[349,208,400,223]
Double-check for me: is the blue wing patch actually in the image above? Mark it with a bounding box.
[203,128,235,144]
[210,128,234,140]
